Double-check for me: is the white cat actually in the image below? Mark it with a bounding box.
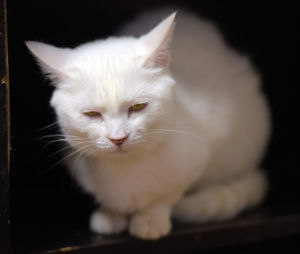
[26,9,270,240]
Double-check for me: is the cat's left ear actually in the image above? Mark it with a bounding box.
[139,12,176,69]
[25,41,71,84]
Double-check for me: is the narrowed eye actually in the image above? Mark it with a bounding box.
[129,103,148,114]
[83,111,101,118]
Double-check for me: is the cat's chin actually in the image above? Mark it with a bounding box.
[98,143,151,159]
[99,145,131,157]
[109,147,129,154]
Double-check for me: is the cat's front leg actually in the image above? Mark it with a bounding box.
[90,208,128,235]
[129,192,182,240]
[129,202,172,240]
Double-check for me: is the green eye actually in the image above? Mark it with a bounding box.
[129,103,148,113]
[84,111,101,117]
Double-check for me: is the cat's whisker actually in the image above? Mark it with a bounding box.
[38,132,93,152]
[51,144,93,170]
[39,135,89,154]
[132,135,157,148]
[86,149,98,161]
[40,140,67,152]
[36,134,80,145]
[170,121,192,129]
[72,144,98,175]
[40,145,80,176]
[149,128,201,139]
[38,121,59,131]
[69,147,92,179]
[38,134,79,140]
[46,144,76,158]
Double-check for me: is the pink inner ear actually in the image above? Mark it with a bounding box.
[141,13,176,69]
[25,41,71,85]
[142,36,172,69]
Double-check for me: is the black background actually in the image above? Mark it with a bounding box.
[6,0,300,252]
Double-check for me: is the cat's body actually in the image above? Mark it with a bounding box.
[27,9,270,240]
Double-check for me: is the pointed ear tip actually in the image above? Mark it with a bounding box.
[24,40,32,48]
[168,11,177,21]
[25,41,40,51]
[161,12,176,29]
[171,11,177,18]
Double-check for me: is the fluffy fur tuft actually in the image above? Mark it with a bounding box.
[27,9,270,240]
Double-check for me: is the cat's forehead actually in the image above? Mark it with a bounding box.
[72,37,142,70]
[70,38,146,84]
[75,64,153,111]
[67,38,155,109]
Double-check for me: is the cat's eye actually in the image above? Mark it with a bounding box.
[83,111,101,117]
[129,103,148,114]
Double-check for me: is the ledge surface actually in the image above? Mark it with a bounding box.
[24,204,300,254]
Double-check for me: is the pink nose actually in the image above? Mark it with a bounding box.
[109,136,128,146]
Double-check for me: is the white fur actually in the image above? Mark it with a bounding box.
[26,9,270,240]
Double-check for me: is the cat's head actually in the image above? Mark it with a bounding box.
[26,13,177,158]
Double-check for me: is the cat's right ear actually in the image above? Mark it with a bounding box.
[25,41,71,84]
[139,12,176,70]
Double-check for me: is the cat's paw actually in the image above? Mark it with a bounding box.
[129,212,171,240]
[90,210,128,234]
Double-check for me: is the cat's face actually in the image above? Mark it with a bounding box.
[50,59,175,157]
[27,13,177,158]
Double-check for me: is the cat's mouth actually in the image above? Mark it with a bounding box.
[102,144,130,155]
[113,146,128,153]
[95,138,148,156]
